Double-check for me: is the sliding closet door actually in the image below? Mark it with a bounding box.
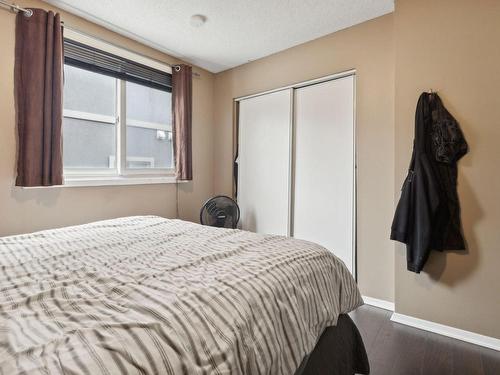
[293,76,355,272]
[237,89,292,235]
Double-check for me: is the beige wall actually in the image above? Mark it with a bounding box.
[0,0,215,236]
[214,15,396,302]
[394,0,500,338]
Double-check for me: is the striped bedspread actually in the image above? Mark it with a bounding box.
[0,216,362,375]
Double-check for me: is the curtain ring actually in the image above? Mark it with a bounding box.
[174,65,181,72]
[24,8,33,17]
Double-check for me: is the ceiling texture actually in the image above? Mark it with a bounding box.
[45,0,394,73]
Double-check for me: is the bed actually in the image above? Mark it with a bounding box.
[0,216,369,374]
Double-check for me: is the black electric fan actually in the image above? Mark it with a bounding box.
[200,196,240,229]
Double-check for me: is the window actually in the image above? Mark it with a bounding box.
[62,30,174,185]
[63,66,117,170]
[126,82,173,170]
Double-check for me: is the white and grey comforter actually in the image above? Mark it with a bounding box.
[0,216,362,375]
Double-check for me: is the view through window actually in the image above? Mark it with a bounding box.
[63,57,173,177]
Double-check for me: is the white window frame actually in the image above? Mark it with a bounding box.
[62,29,176,187]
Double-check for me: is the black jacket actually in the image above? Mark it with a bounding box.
[391,93,468,273]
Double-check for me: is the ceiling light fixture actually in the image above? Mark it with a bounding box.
[190,14,207,28]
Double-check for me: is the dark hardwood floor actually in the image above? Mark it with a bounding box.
[349,305,500,375]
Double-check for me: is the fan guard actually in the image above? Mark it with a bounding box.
[200,195,240,229]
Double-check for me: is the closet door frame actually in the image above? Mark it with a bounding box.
[234,69,357,279]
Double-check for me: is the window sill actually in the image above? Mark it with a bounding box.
[65,175,181,187]
[21,176,181,189]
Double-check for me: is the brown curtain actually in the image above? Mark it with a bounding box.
[15,9,63,187]
[172,64,193,181]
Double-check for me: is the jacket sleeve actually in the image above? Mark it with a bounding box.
[407,157,439,273]
[390,170,414,244]
[391,153,440,273]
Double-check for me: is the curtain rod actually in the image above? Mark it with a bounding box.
[0,1,33,17]
[0,4,200,77]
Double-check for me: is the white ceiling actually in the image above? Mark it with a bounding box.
[45,0,394,73]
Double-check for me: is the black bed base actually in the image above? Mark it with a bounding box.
[295,314,370,375]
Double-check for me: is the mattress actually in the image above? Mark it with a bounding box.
[0,216,363,374]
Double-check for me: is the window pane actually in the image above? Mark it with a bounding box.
[126,81,171,124]
[63,65,117,171]
[126,82,173,169]
[126,127,173,169]
[63,118,116,169]
[64,65,116,116]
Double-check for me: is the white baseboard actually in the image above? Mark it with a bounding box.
[391,312,500,352]
[362,295,395,311]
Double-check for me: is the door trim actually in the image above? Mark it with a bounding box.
[234,69,356,102]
